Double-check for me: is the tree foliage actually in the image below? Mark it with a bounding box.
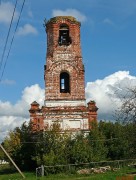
[99,121,129,160]
[3,122,37,170]
[2,120,136,171]
[88,122,107,161]
[115,86,136,124]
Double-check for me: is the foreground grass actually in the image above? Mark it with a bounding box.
[0,165,136,180]
[44,168,136,180]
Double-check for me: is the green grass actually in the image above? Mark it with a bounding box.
[0,165,136,180]
[43,168,136,180]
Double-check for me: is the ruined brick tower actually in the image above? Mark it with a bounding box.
[29,16,98,132]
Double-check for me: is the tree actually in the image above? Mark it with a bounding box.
[114,85,136,159]
[99,121,130,160]
[88,122,108,161]
[66,133,92,164]
[3,127,21,161]
[3,122,37,170]
[0,146,5,160]
[124,123,136,158]
[115,86,136,124]
[33,123,71,166]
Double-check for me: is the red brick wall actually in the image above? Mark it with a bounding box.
[45,17,85,101]
[29,16,98,132]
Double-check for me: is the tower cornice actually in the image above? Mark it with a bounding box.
[46,16,81,27]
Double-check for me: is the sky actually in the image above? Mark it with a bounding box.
[0,0,136,141]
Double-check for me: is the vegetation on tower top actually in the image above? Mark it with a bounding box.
[46,16,81,25]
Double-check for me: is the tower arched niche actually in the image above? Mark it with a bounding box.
[58,24,71,46]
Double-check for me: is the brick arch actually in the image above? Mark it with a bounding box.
[59,23,69,28]
[57,21,73,29]
[60,69,70,75]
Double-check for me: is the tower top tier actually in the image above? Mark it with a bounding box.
[45,16,82,55]
[46,16,81,27]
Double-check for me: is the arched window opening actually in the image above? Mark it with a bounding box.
[58,24,71,46]
[60,72,70,93]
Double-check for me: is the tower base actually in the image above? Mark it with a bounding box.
[29,100,98,132]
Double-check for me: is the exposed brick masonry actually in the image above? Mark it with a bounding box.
[29,16,98,132]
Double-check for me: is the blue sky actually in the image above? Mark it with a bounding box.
[0,0,136,141]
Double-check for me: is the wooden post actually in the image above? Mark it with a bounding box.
[0,144,25,179]
[41,165,44,177]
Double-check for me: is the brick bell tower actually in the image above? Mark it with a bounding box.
[29,16,98,132]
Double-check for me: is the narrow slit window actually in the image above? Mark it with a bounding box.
[60,72,70,93]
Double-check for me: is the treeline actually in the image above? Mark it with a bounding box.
[1,121,136,171]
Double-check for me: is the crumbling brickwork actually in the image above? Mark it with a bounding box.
[45,17,85,102]
[29,16,98,132]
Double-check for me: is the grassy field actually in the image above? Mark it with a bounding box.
[0,165,135,180]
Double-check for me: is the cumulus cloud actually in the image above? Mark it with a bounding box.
[0,2,18,24]
[86,71,136,120]
[0,84,44,142]
[52,9,87,22]
[0,71,136,142]
[0,116,29,141]
[17,24,38,36]
[0,84,44,117]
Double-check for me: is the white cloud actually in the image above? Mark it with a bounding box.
[0,2,18,24]
[17,24,38,36]
[0,84,44,142]
[0,71,136,142]
[0,84,44,117]
[0,116,29,142]
[85,71,136,120]
[52,9,87,22]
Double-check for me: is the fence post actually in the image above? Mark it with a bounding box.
[36,168,38,179]
[41,165,44,177]
[68,164,71,173]
[117,160,119,169]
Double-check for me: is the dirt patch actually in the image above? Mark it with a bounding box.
[116,175,135,180]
